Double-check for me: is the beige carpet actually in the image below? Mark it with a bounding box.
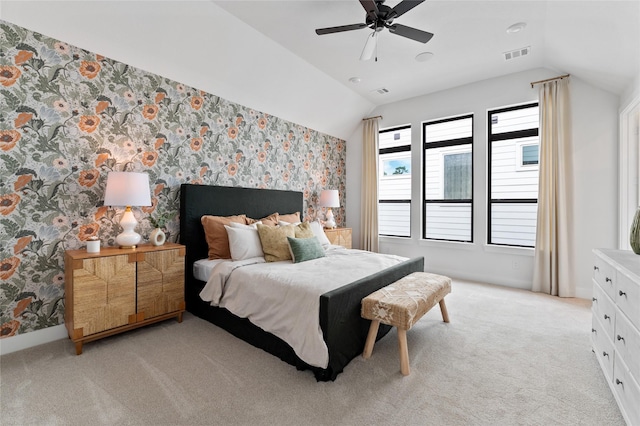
[0,280,624,425]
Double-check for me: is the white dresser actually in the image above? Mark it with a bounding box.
[592,249,640,425]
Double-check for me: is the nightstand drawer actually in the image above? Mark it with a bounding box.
[324,228,352,249]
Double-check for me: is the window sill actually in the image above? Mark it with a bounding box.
[418,239,476,251]
[483,244,534,256]
[379,235,413,245]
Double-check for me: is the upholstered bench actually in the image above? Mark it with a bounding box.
[361,272,451,376]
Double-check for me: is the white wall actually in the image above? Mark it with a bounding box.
[0,0,374,141]
[347,68,620,298]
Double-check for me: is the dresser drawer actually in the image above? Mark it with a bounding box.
[614,311,640,381]
[616,270,640,330]
[593,256,616,299]
[591,281,616,340]
[613,354,640,426]
[592,316,615,382]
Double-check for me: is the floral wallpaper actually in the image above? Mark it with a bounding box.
[0,20,346,339]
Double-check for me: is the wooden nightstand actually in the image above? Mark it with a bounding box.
[324,227,352,249]
[64,243,185,355]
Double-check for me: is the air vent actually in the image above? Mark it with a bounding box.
[372,87,389,95]
[504,46,530,61]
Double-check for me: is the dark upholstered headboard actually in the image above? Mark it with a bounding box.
[179,184,303,281]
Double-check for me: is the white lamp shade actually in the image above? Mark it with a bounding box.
[319,190,340,208]
[103,172,152,207]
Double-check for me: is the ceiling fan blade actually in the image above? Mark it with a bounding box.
[388,0,426,19]
[388,24,434,43]
[316,23,368,35]
[359,0,379,21]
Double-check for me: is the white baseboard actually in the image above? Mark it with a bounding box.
[0,324,67,356]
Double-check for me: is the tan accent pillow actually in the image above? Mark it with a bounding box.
[246,213,279,227]
[257,223,296,262]
[294,222,314,239]
[278,212,301,224]
[201,214,247,259]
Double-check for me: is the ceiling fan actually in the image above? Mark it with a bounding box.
[315,0,433,61]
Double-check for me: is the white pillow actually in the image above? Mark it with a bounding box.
[309,220,331,248]
[229,221,261,230]
[278,220,301,226]
[224,225,264,260]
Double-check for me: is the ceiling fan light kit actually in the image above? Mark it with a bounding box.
[316,0,434,60]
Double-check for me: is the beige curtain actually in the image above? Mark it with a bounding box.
[532,78,574,296]
[361,118,380,252]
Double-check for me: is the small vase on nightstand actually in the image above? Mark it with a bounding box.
[631,207,640,255]
[150,228,166,246]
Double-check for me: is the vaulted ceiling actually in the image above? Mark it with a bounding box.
[215,0,640,105]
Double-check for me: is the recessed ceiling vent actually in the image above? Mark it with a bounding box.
[373,87,389,95]
[504,46,530,61]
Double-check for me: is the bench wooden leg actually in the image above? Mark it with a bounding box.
[439,299,450,323]
[398,328,410,376]
[363,320,380,359]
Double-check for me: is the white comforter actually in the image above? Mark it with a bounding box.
[199,248,407,368]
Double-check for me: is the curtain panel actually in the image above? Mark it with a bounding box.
[361,119,380,252]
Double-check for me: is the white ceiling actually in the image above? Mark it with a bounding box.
[214,0,640,105]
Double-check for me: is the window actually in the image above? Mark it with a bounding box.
[488,103,539,247]
[422,115,473,242]
[378,125,411,237]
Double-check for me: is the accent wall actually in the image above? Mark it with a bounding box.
[0,20,346,338]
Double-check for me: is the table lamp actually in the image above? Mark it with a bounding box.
[319,189,340,229]
[103,171,152,248]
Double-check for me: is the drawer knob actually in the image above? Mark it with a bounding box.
[615,378,623,387]
[619,290,627,297]
[593,266,599,271]
[603,351,609,358]
[591,328,597,333]
[617,335,625,343]
[592,297,597,302]
[604,314,610,320]
[605,277,612,283]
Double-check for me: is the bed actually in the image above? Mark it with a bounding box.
[179,184,424,381]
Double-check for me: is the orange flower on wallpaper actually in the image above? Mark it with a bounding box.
[94,205,108,220]
[78,223,100,241]
[257,117,267,129]
[303,132,310,142]
[257,151,267,163]
[190,96,204,110]
[199,166,208,177]
[155,137,165,150]
[283,140,291,152]
[79,60,101,79]
[0,320,20,338]
[94,152,109,167]
[303,160,310,171]
[13,174,32,191]
[154,183,165,196]
[190,137,203,151]
[13,236,32,255]
[227,163,238,176]
[264,141,271,150]
[14,112,33,128]
[228,127,238,140]
[0,65,21,87]
[78,169,99,187]
[0,256,20,280]
[200,125,208,136]
[96,54,105,61]
[13,297,32,317]
[142,104,159,120]
[142,197,157,214]
[14,50,34,65]
[78,115,100,133]
[155,92,166,103]
[95,100,109,114]
[0,193,20,215]
[235,116,244,127]
[0,130,21,151]
[141,151,158,167]
[190,178,203,185]
[282,172,290,182]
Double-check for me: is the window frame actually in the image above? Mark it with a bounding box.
[422,114,474,243]
[487,102,539,248]
[378,124,412,238]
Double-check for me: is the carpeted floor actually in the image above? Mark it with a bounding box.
[0,280,624,425]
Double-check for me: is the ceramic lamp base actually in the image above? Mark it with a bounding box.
[324,208,336,229]
[116,206,142,248]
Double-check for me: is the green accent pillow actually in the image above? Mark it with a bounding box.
[287,236,326,263]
